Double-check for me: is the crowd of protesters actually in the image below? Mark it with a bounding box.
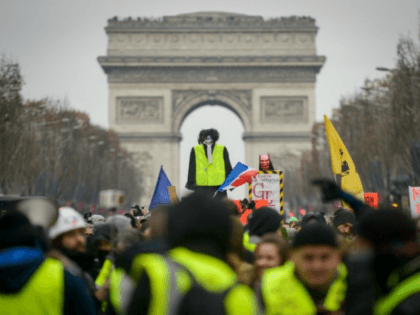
[1,179,420,315]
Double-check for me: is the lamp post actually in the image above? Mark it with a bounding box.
[376,66,419,115]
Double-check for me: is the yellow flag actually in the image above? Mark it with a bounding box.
[324,115,364,202]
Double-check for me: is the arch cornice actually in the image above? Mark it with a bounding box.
[172,89,252,133]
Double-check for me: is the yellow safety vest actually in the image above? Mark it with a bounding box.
[110,252,191,315]
[95,258,113,287]
[109,267,139,315]
[262,261,347,315]
[194,143,225,186]
[111,247,257,315]
[243,232,257,252]
[374,272,420,315]
[168,247,258,315]
[0,258,64,315]
[95,258,114,313]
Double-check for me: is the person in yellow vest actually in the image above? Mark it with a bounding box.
[110,193,258,315]
[312,178,420,315]
[261,223,347,315]
[0,211,97,315]
[96,229,144,313]
[93,216,132,313]
[186,128,232,197]
[108,206,171,315]
[345,208,420,315]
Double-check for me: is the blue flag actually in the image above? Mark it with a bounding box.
[149,166,173,210]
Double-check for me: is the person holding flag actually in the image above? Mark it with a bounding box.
[324,115,364,208]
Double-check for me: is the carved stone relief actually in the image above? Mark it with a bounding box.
[101,55,324,64]
[116,97,163,123]
[109,67,316,84]
[132,34,144,43]
[207,34,218,43]
[224,34,236,43]
[261,97,308,123]
[172,89,252,115]
[261,33,272,43]
[116,34,126,43]
[108,31,315,50]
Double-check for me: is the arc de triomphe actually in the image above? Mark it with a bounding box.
[98,12,325,205]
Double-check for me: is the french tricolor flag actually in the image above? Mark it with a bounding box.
[217,162,259,192]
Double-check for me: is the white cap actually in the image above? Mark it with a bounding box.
[49,207,86,240]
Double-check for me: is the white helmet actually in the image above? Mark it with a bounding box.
[49,207,86,240]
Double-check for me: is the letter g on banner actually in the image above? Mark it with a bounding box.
[253,182,264,199]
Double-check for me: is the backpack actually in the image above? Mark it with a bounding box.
[176,265,239,315]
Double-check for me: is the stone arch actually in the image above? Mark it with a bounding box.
[99,12,325,205]
[172,90,252,133]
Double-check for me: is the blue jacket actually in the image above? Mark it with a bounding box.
[0,246,97,315]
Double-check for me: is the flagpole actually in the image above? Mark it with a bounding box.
[334,174,344,208]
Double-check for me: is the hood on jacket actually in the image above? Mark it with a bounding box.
[168,193,231,260]
[0,246,44,294]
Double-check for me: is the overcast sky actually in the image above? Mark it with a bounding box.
[1,0,419,198]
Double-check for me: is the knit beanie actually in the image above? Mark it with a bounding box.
[92,222,116,243]
[0,211,36,251]
[358,208,416,251]
[248,207,283,237]
[168,193,231,255]
[293,223,338,249]
[333,208,355,227]
[301,213,326,227]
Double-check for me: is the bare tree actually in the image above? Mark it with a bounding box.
[0,59,143,208]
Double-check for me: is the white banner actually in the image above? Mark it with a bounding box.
[408,186,420,219]
[251,173,280,211]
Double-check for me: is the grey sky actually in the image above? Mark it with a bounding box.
[1,0,419,198]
